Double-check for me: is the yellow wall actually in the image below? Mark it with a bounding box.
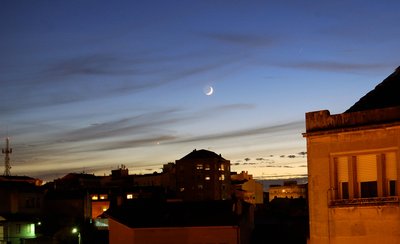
[306,118,400,244]
[241,180,264,204]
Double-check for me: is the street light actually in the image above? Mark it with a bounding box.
[71,227,81,244]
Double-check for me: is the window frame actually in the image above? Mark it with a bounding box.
[330,148,399,206]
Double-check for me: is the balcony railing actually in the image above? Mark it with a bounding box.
[330,196,399,207]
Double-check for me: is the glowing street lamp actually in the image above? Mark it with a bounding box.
[71,227,81,244]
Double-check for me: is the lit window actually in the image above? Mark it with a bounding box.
[100,194,108,200]
[180,187,185,192]
[205,176,210,180]
[219,174,225,181]
[126,194,133,199]
[91,195,98,200]
[205,164,210,170]
[196,164,203,170]
[219,164,225,171]
[26,224,34,233]
[102,207,108,211]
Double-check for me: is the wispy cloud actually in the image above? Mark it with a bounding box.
[0,50,249,115]
[278,61,388,73]
[169,120,304,144]
[57,108,182,142]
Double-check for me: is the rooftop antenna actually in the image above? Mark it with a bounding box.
[2,137,12,176]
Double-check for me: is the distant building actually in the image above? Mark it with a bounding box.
[0,175,43,186]
[304,67,400,244]
[0,176,43,244]
[231,171,264,204]
[133,163,176,194]
[268,181,307,202]
[176,149,231,201]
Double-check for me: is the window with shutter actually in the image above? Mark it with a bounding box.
[357,154,378,198]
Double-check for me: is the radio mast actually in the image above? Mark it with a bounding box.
[2,137,12,176]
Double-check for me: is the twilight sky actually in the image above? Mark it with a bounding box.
[1,0,399,181]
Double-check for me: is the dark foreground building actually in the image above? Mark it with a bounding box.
[107,199,254,244]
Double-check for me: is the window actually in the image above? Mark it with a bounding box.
[91,195,98,200]
[126,194,133,199]
[26,224,33,234]
[196,164,203,170]
[205,164,210,170]
[355,154,378,198]
[205,176,210,180]
[219,164,225,171]
[386,152,397,196]
[99,194,108,200]
[361,181,377,198]
[336,156,349,199]
[389,180,396,196]
[341,182,349,199]
[198,184,203,189]
[25,198,35,208]
[333,151,398,202]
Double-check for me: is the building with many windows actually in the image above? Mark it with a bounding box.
[304,67,400,244]
[176,149,231,201]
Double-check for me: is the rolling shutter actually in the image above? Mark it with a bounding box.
[337,156,348,182]
[357,154,377,182]
[385,152,397,180]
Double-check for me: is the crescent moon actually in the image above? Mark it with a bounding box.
[205,86,214,96]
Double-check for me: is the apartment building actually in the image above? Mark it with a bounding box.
[304,67,400,244]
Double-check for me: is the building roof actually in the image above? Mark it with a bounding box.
[179,149,226,160]
[0,213,40,222]
[346,66,400,113]
[305,66,400,135]
[60,172,98,180]
[106,199,238,228]
[0,175,42,186]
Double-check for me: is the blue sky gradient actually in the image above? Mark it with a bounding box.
[1,0,399,181]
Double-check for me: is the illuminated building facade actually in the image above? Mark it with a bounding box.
[304,67,400,244]
[231,171,264,204]
[268,181,307,202]
[176,149,231,201]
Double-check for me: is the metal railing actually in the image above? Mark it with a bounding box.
[330,196,400,206]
